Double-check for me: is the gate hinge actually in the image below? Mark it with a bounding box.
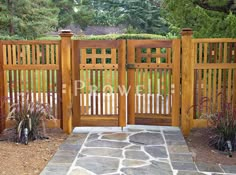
[126,64,135,69]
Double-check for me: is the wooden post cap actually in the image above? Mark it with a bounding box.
[181,28,193,36]
[59,30,73,37]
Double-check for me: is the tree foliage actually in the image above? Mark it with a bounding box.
[162,0,236,37]
[83,0,169,34]
[0,0,59,39]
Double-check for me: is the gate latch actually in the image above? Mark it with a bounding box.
[126,64,135,69]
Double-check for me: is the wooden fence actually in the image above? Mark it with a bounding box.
[182,30,236,135]
[0,40,62,132]
[0,29,235,135]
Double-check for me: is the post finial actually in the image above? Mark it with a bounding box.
[181,28,193,36]
[59,30,73,37]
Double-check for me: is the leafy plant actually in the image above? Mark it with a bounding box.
[7,98,54,143]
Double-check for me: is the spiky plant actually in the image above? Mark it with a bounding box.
[7,99,54,142]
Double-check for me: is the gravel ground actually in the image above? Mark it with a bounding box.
[0,128,67,175]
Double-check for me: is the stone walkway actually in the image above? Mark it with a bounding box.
[40,126,236,175]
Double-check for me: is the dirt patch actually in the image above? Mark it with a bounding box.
[0,128,67,175]
[186,128,236,165]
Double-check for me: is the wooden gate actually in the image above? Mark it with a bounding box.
[72,40,126,127]
[127,40,181,126]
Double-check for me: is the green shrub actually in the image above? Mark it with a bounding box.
[74,34,167,40]
[0,35,24,40]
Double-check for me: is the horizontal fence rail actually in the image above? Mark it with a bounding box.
[0,40,62,129]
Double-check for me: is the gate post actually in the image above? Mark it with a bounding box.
[60,30,73,134]
[0,41,5,133]
[181,28,194,136]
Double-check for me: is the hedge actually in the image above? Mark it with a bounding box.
[37,33,172,40]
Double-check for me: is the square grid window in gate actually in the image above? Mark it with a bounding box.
[135,47,172,64]
[82,48,117,65]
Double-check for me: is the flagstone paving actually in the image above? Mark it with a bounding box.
[40,126,236,175]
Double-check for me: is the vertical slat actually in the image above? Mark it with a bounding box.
[27,45,32,101]
[22,45,27,101]
[7,45,12,65]
[104,70,108,115]
[72,41,80,125]
[135,68,139,113]
[80,70,84,115]
[163,69,167,114]
[42,45,46,104]
[9,69,13,106]
[109,69,112,115]
[46,45,50,105]
[159,69,162,114]
[37,45,41,103]
[8,47,13,106]
[86,69,89,115]
[114,69,117,115]
[95,70,99,115]
[203,43,208,113]
[140,69,144,114]
[55,45,58,65]
[145,68,148,113]
[223,43,228,100]
[81,48,86,115]
[156,48,161,63]
[227,69,232,103]
[12,45,17,104]
[212,69,217,112]
[198,43,202,116]
[17,45,22,109]
[51,45,54,64]
[154,69,157,114]
[168,69,171,114]
[207,69,212,112]
[149,69,153,114]
[172,39,181,126]
[100,69,103,115]
[90,69,94,115]
[127,40,136,124]
[12,45,16,65]
[167,48,171,64]
[52,70,55,117]
[32,45,36,105]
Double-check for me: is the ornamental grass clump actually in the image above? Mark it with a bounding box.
[188,93,236,157]
[208,103,236,154]
[7,99,54,143]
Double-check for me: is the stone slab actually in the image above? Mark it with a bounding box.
[196,162,223,173]
[76,157,120,175]
[129,132,164,145]
[171,162,197,171]
[144,146,168,158]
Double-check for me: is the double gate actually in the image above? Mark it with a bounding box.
[72,39,180,127]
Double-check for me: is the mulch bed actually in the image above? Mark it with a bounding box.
[0,128,67,175]
[186,128,236,165]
